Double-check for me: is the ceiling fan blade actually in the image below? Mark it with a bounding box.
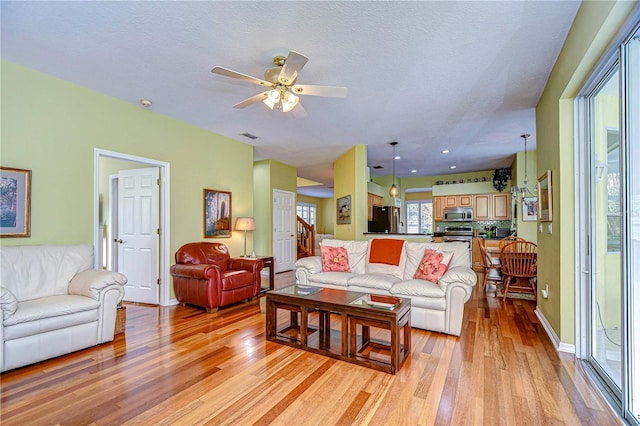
[291,102,308,118]
[278,51,309,85]
[211,66,273,87]
[232,92,269,109]
[291,84,348,98]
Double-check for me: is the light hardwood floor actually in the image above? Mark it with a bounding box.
[0,275,621,425]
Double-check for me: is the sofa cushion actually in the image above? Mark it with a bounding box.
[414,249,453,283]
[320,246,351,272]
[3,295,100,327]
[320,240,368,274]
[1,244,94,302]
[390,279,445,298]
[309,271,353,287]
[347,273,401,291]
[1,286,18,319]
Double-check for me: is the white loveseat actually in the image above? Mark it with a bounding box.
[295,239,477,336]
[0,244,127,372]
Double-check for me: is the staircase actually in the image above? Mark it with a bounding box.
[297,216,315,259]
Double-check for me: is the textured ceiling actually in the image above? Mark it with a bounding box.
[1,1,580,197]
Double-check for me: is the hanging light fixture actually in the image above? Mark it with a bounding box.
[511,133,533,199]
[262,87,299,112]
[389,142,399,197]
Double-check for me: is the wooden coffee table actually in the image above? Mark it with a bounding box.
[265,285,411,374]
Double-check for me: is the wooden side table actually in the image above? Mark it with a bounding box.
[251,255,275,290]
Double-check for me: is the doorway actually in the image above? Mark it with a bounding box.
[93,149,171,306]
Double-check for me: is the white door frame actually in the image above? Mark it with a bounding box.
[93,148,172,306]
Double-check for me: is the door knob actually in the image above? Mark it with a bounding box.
[114,238,124,244]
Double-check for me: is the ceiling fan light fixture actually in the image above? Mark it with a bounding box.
[281,92,299,112]
[263,89,280,109]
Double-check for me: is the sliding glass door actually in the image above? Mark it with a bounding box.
[586,65,622,399]
[625,26,639,424]
[579,20,639,425]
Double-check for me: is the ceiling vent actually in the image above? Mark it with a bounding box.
[241,132,258,140]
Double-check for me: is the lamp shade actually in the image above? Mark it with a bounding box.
[234,217,256,231]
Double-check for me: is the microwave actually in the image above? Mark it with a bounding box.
[443,208,473,222]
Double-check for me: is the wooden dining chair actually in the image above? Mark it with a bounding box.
[479,242,501,291]
[499,240,537,301]
[498,235,526,251]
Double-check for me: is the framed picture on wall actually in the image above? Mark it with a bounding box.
[537,170,552,222]
[203,189,231,238]
[522,197,538,221]
[0,167,31,238]
[337,195,351,224]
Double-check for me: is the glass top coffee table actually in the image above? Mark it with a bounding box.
[265,285,411,374]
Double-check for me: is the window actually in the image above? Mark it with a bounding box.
[296,202,316,226]
[406,200,433,234]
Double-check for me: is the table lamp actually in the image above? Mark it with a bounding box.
[234,217,256,257]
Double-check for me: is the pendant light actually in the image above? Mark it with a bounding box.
[389,142,399,197]
[511,133,533,199]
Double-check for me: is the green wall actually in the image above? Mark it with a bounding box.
[1,60,256,266]
[535,0,637,344]
[297,194,333,234]
[253,159,297,256]
[333,145,367,240]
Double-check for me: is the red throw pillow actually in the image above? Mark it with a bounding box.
[414,249,453,283]
[320,246,351,272]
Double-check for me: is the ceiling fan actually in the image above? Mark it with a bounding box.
[211,51,347,115]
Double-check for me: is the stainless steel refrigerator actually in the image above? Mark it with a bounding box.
[369,206,400,233]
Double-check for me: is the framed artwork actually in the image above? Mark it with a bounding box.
[522,197,538,221]
[203,189,231,238]
[537,170,552,222]
[336,195,351,224]
[0,167,32,238]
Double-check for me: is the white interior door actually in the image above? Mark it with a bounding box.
[117,167,160,304]
[273,189,295,273]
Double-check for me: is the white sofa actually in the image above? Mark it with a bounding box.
[0,244,127,372]
[295,239,477,336]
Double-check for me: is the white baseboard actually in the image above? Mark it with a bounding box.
[535,307,575,354]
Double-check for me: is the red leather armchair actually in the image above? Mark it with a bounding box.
[170,242,264,313]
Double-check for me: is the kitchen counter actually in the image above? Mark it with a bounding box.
[363,233,432,242]
[364,232,429,236]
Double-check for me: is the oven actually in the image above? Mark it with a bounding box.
[443,226,473,264]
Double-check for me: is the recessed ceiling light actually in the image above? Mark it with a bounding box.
[139,98,152,107]
[442,150,450,154]
[450,165,457,169]
[394,156,400,160]
[411,170,417,173]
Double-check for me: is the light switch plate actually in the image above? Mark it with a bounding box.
[539,223,543,233]
[547,223,552,234]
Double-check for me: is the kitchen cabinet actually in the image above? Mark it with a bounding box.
[433,197,444,221]
[492,193,511,220]
[367,193,383,221]
[473,193,511,220]
[441,195,472,208]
